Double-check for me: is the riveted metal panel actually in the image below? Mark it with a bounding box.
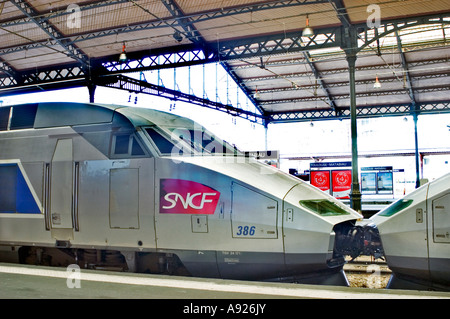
[50,138,73,229]
[109,168,139,229]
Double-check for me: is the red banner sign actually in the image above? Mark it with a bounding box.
[310,171,331,192]
[332,170,352,199]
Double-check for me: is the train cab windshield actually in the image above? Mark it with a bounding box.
[145,126,242,157]
[377,198,414,217]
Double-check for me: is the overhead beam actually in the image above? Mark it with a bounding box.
[0,58,20,83]
[252,72,449,92]
[395,29,416,104]
[1,8,447,67]
[221,62,266,118]
[328,0,352,27]
[1,3,449,130]
[267,101,450,123]
[0,63,86,95]
[1,0,129,27]
[94,12,450,76]
[259,83,450,104]
[1,0,329,55]
[160,0,203,44]
[160,0,264,116]
[302,50,337,113]
[10,0,89,68]
[102,74,266,124]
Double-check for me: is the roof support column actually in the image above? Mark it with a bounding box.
[412,103,421,188]
[332,0,362,212]
[339,20,362,212]
[346,51,362,212]
[88,83,96,103]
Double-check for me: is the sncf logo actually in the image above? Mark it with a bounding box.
[160,179,220,214]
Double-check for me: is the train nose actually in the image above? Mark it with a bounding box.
[333,222,385,261]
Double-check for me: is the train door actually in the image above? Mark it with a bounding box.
[47,139,77,241]
[429,192,450,287]
[431,192,450,243]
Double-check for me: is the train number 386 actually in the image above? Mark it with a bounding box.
[236,225,256,236]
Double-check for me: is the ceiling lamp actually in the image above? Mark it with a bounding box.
[302,15,314,38]
[254,87,260,99]
[119,43,127,63]
[374,75,381,89]
[173,30,183,42]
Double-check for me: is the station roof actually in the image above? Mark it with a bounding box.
[1,0,450,124]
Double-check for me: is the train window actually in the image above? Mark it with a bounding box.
[378,199,413,217]
[112,134,146,157]
[167,128,241,155]
[0,104,39,131]
[145,128,177,154]
[131,137,145,156]
[145,127,241,156]
[0,107,11,131]
[299,200,350,216]
[10,104,38,130]
[0,164,40,214]
[114,134,130,155]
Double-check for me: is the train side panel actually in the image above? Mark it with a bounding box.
[373,185,430,285]
[0,127,64,248]
[0,125,158,256]
[153,157,286,279]
[371,172,450,290]
[0,102,363,284]
[75,158,156,251]
[427,175,450,288]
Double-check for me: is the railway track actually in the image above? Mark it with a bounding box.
[344,256,391,274]
[344,256,391,288]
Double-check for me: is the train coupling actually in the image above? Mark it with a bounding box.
[332,221,385,261]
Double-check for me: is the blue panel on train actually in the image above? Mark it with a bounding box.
[0,163,40,214]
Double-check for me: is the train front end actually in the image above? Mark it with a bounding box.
[370,173,450,290]
[129,107,365,285]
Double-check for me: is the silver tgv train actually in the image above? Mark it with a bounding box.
[0,102,363,285]
[370,172,450,291]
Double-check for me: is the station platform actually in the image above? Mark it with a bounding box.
[1,263,449,300]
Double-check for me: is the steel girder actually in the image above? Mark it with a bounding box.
[104,74,267,124]
[0,2,449,124]
[9,0,89,68]
[268,101,450,123]
[1,10,447,76]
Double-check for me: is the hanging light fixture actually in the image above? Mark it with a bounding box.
[254,86,260,99]
[173,30,183,42]
[302,15,314,38]
[119,42,127,63]
[374,74,381,88]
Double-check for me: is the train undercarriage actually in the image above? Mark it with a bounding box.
[14,246,190,276]
[0,221,385,285]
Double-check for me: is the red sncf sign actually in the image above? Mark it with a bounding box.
[160,179,220,214]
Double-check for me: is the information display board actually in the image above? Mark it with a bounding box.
[361,166,393,195]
